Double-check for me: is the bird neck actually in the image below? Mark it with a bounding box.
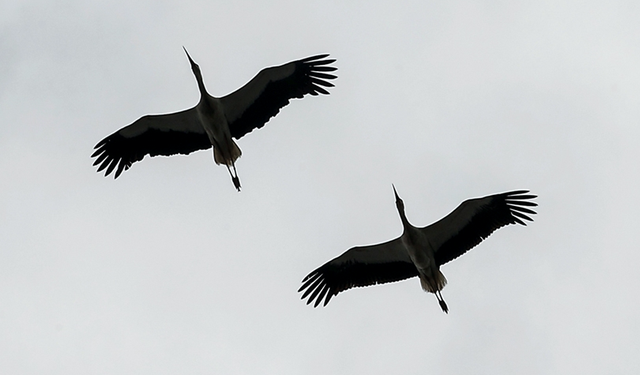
[193,71,208,97]
[396,205,411,229]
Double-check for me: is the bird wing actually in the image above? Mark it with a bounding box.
[92,107,211,178]
[299,238,419,307]
[421,190,537,266]
[220,54,337,139]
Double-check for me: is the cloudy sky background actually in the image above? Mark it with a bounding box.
[1,0,639,373]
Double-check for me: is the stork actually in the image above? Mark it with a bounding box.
[92,49,337,191]
[299,187,537,313]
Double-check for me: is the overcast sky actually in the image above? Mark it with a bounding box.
[1,0,640,374]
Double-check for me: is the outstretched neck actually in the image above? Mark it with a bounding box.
[396,205,411,229]
[193,71,208,97]
[183,49,209,97]
[392,186,412,230]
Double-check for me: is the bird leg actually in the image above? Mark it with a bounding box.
[226,163,241,192]
[435,291,449,314]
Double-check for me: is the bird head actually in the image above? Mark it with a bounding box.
[183,47,206,93]
[392,184,405,212]
[183,47,203,76]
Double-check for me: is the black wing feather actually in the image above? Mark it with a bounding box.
[299,239,418,307]
[433,191,537,266]
[92,110,211,178]
[223,54,337,139]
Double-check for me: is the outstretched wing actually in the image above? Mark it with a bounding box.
[221,54,337,139]
[92,108,211,178]
[299,238,418,307]
[423,190,537,266]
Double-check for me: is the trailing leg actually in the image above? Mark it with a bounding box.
[435,291,449,314]
[226,163,241,191]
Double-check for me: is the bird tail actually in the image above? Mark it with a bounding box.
[419,269,448,293]
[213,138,242,166]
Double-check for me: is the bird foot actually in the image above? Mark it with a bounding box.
[438,299,449,314]
[232,176,241,192]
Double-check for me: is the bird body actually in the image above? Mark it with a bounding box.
[394,186,449,311]
[185,51,241,175]
[194,93,242,180]
[92,49,337,190]
[399,226,449,311]
[299,187,537,313]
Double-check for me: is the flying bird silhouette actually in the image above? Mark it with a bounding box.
[92,49,337,191]
[299,187,537,313]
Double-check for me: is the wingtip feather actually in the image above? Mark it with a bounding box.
[96,159,110,172]
[512,216,526,226]
[311,66,338,72]
[313,59,336,66]
[323,290,334,306]
[314,285,330,307]
[311,78,335,88]
[511,210,533,222]
[312,86,330,95]
[92,153,107,166]
[114,162,126,179]
[94,139,108,149]
[507,200,537,207]
[300,54,331,62]
[310,72,338,80]
[105,162,117,177]
[509,205,537,215]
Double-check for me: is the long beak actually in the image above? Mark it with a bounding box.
[183,46,196,66]
[392,184,400,200]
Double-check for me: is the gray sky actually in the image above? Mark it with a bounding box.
[1,0,639,374]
